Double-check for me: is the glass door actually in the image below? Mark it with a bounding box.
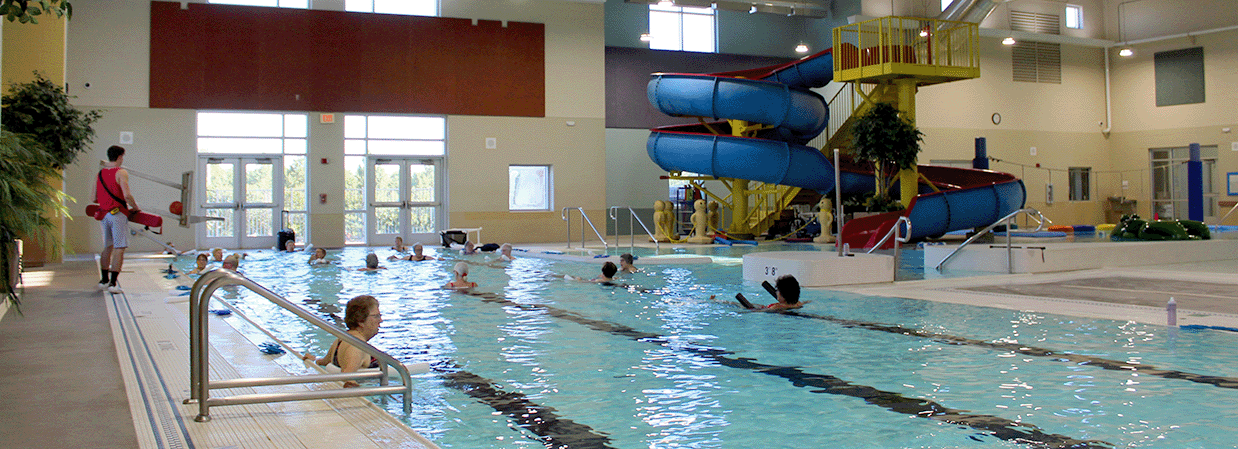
[367,157,442,246]
[1150,146,1218,220]
[199,156,283,249]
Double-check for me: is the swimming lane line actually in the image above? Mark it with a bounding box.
[461,291,1113,449]
[782,310,1238,390]
[437,361,618,449]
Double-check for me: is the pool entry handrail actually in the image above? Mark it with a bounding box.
[866,216,911,271]
[608,206,659,251]
[561,206,609,249]
[935,208,1051,273]
[186,268,413,422]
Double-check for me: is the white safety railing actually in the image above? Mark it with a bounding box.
[866,216,912,273]
[608,206,659,251]
[561,207,609,249]
[186,269,413,422]
[935,208,1051,273]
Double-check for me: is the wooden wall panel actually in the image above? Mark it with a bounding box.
[149,1,544,116]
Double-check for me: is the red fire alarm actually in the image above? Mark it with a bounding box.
[321,158,329,165]
[319,193,328,204]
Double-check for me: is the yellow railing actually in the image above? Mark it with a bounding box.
[833,16,980,84]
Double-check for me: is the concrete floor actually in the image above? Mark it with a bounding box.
[0,260,140,448]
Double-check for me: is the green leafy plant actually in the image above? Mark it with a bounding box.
[0,130,72,312]
[0,0,71,23]
[2,71,102,169]
[850,102,924,201]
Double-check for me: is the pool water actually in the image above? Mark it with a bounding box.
[192,247,1238,448]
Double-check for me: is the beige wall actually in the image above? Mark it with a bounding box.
[60,0,605,253]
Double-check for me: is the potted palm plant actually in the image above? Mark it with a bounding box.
[1,71,101,312]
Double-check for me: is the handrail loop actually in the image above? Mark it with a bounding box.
[187,268,412,422]
[866,216,911,280]
[561,207,609,249]
[608,206,659,251]
[935,208,1051,273]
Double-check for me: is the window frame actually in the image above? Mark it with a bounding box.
[1064,4,1083,30]
[509,165,553,212]
[1068,167,1091,202]
[648,4,716,53]
[345,0,439,17]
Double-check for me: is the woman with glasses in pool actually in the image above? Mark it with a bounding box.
[302,295,384,388]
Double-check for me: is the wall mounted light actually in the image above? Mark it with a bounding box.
[1002,36,1016,45]
[749,5,757,13]
[1118,47,1133,57]
[795,43,809,53]
[657,0,673,7]
[640,33,653,42]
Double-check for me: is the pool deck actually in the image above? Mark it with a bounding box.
[3,239,1236,448]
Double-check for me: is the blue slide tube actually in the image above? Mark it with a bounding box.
[647,74,828,143]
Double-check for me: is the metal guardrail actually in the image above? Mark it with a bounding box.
[1217,202,1238,226]
[935,208,1051,273]
[186,269,413,422]
[561,207,609,249]
[866,216,912,274]
[608,206,659,251]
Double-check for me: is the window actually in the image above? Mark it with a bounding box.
[346,0,438,16]
[941,0,952,12]
[1068,167,1090,201]
[1065,5,1082,29]
[509,165,551,211]
[648,4,715,53]
[196,111,309,244]
[344,156,367,244]
[208,0,307,8]
[344,115,446,156]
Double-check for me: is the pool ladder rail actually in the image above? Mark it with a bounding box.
[185,269,415,422]
[864,216,912,273]
[609,206,659,251]
[935,208,1051,273]
[562,206,609,249]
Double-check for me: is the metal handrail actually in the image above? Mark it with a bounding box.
[608,206,659,251]
[866,216,911,280]
[561,207,609,249]
[935,208,1051,273]
[1216,201,1238,226]
[186,268,413,422]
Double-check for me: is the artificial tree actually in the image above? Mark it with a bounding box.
[0,72,99,311]
[0,0,72,23]
[850,102,923,211]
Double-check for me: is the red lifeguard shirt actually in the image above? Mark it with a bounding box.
[96,167,128,213]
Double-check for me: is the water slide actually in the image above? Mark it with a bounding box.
[645,48,1026,247]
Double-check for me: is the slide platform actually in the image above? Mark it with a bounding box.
[645,48,1025,247]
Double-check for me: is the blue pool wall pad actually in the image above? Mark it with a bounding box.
[1181,324,1238,333]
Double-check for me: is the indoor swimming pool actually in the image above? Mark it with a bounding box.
[189,246,1238,448]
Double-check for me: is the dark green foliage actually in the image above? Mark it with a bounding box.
[2,72,102,169]
[851,102,924,172]
[0,130,72,311]
[0,0,72,24]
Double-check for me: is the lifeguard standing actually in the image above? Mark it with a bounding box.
[94,145,141,294]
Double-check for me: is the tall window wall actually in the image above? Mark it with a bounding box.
[343,115,447,245]
[196,112,308,247]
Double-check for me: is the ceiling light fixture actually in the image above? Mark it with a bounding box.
[1002,36,1016,45]
[795,43,809,53]
[1118,47,1133,57]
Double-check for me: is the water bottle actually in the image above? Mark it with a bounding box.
[1167,297,1178,327]
[842,243,850,256]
